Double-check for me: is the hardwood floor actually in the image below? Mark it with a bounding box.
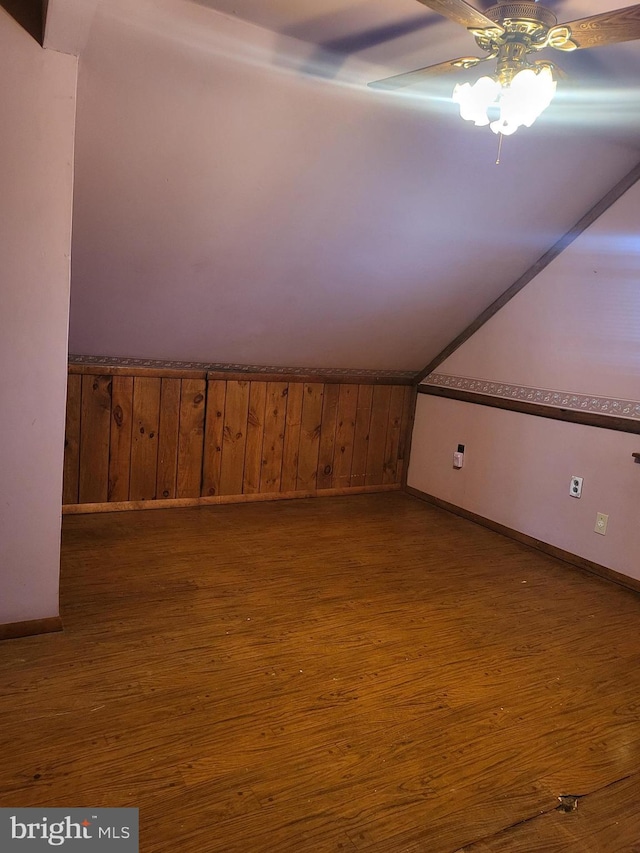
[2,492,640,851]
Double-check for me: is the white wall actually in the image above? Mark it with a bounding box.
[0,10,77,625]
[409,178,640,581]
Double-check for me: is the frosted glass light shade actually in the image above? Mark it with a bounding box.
[453,66,556,135]
[452,76,500,126]
[491,67,556,135]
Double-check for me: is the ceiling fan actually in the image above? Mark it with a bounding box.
[369,1,640,135]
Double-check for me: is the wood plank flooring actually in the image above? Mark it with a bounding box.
[2,492,640,852]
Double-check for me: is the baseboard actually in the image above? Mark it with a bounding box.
[63,484,401,515]
[0,616,63,642]
[405,485,640,596]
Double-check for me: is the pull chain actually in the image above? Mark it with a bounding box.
[495,132,504,165]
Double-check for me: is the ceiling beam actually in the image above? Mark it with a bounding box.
[43,0,100,56]
[414,159,640,385]
[0,0,43,43]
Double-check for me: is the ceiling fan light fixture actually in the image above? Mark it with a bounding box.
[452,76,500,126]
[369,0,640,140]
[491,65,557,135]
[453,64,556,135]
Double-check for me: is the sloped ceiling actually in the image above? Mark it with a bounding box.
[431,178,640,399]
[67,0,640,370]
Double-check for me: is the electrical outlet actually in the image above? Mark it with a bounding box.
[569,476,583,498]
[594,512,609,535]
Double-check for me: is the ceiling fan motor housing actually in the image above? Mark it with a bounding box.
[485,3,557,29]
[474,2,560,82]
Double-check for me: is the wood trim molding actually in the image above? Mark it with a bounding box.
[68,356,415,385]
[414,159,640,384]
[63,484,401,515]
[400,386,418,490]
[418,383,640,435]
[405,486,640,596]
[0,616,63,642]
[69,364,208,379]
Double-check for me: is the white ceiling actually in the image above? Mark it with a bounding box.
[64,0,640,370]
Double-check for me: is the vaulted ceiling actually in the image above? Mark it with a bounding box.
[53,0,640,370]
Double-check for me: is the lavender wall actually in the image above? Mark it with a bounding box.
[436,179,640,399]
[408,179,640,580]
[0,11,77,625]
[68,0,640,371]
[409,396,640,581]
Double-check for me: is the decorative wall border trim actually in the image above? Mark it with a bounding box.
[424,373,640,420]
[419,379,640,436]
[69,354,415,381]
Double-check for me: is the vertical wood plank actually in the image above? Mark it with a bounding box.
[297,383,324,491]
[68,372,415,507]
[243,382,267,495]
[316,383,340,490]
[79,374,111,503]
[219,380,250,496]
[201,380,227,497]
[366,385,392,486]
[281,383,304,492]
[129,377,161,501]
[331,384,358,489]
[176,379,206,498]
[156,378,181,500]
[260,382,288,494]
[108,376,133,501]
[382,385,406,485]
[63,374,82,504]
[350,385,373,488]
[397,385,416,484]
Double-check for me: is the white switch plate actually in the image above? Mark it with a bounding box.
[595,512,609,535]
[569,476,583,498]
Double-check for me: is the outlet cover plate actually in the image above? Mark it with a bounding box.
[595,512,609,535]
[570,476,583,498]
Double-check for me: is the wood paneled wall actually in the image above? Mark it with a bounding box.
[63,367,414,512]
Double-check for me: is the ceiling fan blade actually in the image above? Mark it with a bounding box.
[318,15,436,55]
[368,56,487,90]
[414,0,504,32]
[563,4,640,50]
